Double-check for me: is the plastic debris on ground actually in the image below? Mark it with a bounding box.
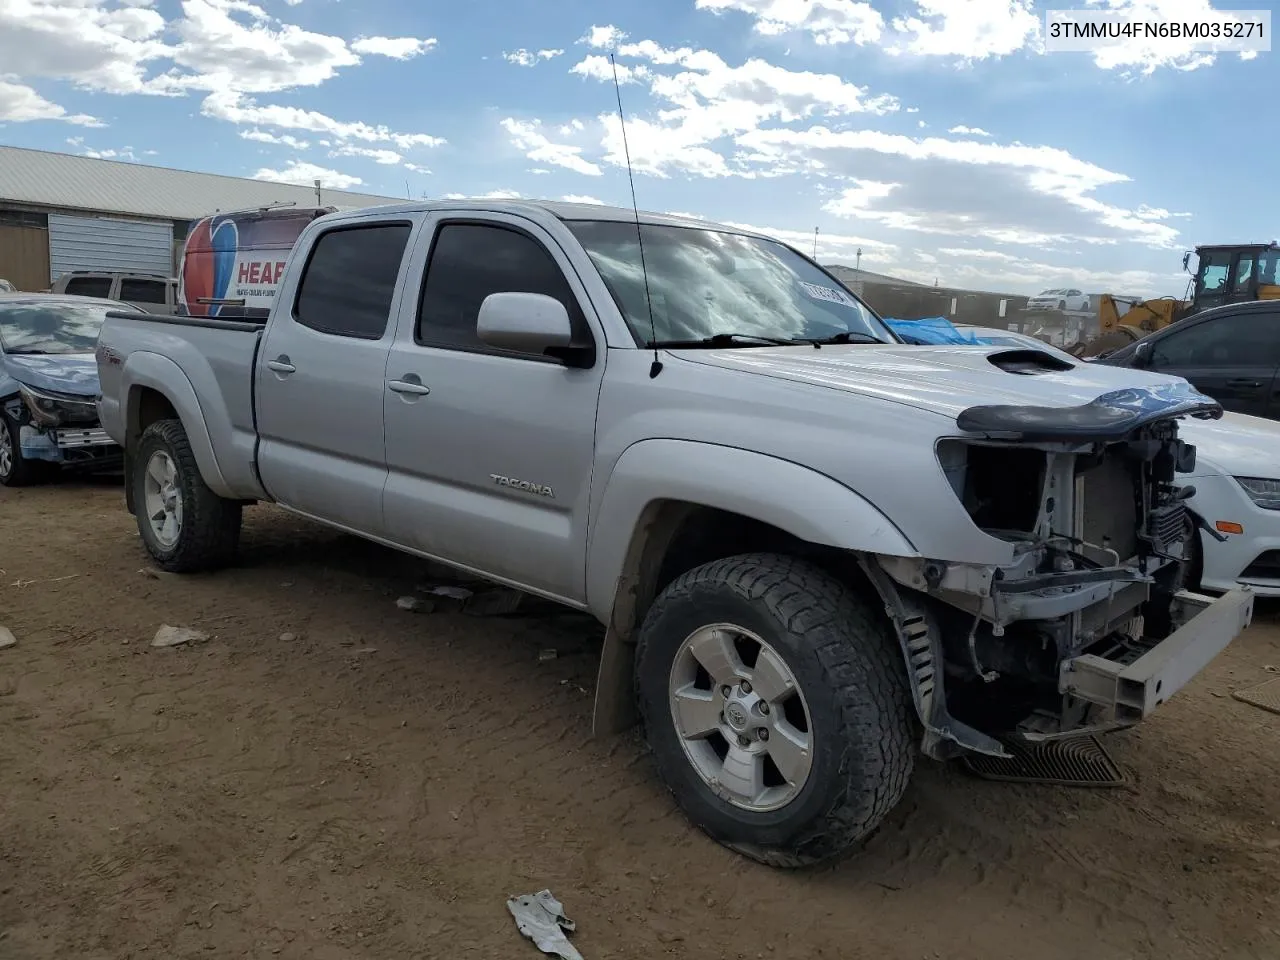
[881,316,988,345]
[0,626,16,649]
[506,890,584,960]
[151,625,208,648]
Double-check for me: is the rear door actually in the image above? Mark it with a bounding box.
[381,214,605,602]
[1147,308,1280,417]
[254,216,419,536]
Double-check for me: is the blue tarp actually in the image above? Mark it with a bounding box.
[881,316,986,345]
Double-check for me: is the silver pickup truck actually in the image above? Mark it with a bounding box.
[96,200,1253,868]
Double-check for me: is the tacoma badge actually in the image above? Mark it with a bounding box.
[490,474,555,498]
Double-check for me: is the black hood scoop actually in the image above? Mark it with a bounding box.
[986,348,1075,375]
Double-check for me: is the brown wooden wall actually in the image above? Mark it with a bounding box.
[0,222,51,291]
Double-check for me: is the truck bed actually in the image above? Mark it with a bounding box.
[98,311,269,501]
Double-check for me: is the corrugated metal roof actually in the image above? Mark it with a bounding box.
[0,145,403,222]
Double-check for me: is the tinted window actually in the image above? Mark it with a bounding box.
[1151,312,1280,368]
[295,223,411,339]
[416,223,590,351]
[64,276,112,298]
[120,278,167,304]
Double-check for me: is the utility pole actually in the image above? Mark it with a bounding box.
[856,247,862,273]
[813,226,819,260]
[314,178,322,205]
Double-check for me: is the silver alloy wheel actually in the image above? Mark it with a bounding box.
[0,418,13,479]
[668,622,814,812]
[143,450,183,547]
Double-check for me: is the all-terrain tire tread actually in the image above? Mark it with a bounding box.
[135,419,241,573]
[634,551,914,868]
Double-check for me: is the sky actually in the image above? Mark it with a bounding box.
[0,0,1272,296]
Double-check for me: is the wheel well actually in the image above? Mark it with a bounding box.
[124,387,178,516]
[130,387,178,449]
[591,500,879,739]
[625,502,868,638]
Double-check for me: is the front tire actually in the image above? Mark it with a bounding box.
[133,419,241,572]
[0,410,44,487]
[634,553,915,868]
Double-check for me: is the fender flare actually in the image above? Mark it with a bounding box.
[121,352,233,497]
[586,439,919,737]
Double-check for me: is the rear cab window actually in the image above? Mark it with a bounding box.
[293,222,413,339]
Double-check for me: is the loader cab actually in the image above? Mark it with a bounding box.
[1188,243,1280,316]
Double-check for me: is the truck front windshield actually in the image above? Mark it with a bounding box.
[0,301,114,355]
[566,220,892,346]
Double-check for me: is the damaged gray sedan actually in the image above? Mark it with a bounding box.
[0,294,124,486]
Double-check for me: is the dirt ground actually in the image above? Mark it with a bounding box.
[1,477,1278,960]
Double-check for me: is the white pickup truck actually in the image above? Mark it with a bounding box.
[96,200,1254,867]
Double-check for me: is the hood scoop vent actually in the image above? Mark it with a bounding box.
[986,348,1075,376]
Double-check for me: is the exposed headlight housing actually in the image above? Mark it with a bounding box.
[1235,476,1280,511]
[18,384,98,428]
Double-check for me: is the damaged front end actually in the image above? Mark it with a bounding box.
[4,384,122,471]
[870,384,1255,760]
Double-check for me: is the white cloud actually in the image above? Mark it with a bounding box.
[694,0,885,46]
[0,0,168,97]
[351,36,436,59]
[1079,0,1260,75]
[239,127,309,148]
[889,0,1040,59]
[254,159,362,189]
[403,161,431,174]
[737,125,1177,248]
[561,194,605,205]
[0,78,100,125]
[504,47,564,66]
[580,24,628,48]
[330,144,402,165]
[949,125,992,136]
[205,91,445,150]
[66,136,137,160]
[500,117,602,176]
[572,39,898,178]
[571,55,650,84]
[558,119,586,135]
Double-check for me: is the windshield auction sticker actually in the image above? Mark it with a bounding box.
[798,281,860,308]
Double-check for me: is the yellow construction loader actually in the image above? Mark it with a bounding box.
[1072,242,1280,357]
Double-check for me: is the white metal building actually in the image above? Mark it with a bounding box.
[0,146,400,292]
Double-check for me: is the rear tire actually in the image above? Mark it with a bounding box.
[133,419,241,572]
[0,410,45,487]
[634,552,915,868]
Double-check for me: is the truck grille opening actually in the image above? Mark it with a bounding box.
[939,441,1045,534]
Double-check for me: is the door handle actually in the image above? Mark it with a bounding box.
[266,356,296,374]
[387,378,431,396]
[1226,378,1262,388]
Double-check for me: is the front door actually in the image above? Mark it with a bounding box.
[1148,308,1280,417]
[382,215,605,602]
[255,218,418,536]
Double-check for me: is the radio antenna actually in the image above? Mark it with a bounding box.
[609,53,662,379]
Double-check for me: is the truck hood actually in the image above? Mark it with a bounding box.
[676,344,1220,437]
[1,352,101,396]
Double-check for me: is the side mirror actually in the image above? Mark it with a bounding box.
[477,292,573,356]
[1133,341,1153,367]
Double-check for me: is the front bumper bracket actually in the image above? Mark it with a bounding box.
[1059,588,1254,722]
